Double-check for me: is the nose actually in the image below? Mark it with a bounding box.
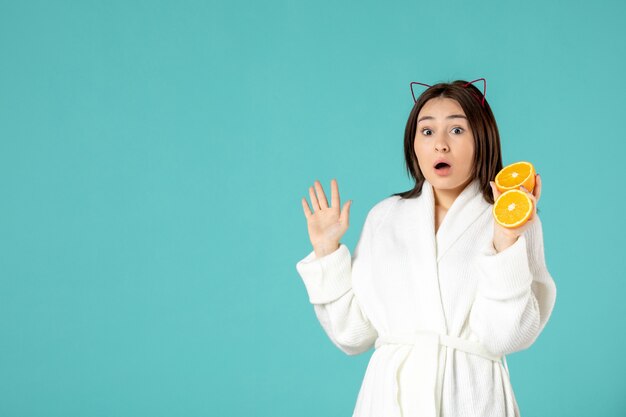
[435,137,449,152]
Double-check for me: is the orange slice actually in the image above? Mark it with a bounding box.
[493,189,534,228]
[495,161,536,193]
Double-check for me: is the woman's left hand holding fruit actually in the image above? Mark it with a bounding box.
[489,173,542,253]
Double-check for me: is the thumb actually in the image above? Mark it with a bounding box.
[489,181,497,196]
[341,200,352,225]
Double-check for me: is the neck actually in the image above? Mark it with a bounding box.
[432,178,473,210]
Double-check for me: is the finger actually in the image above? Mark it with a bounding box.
[529,202,537,222]
[521,185,536,204]
[314,180,329,209]
[341,199,352,225]
[535,174,542,202]
[520,185,537,220]
[490,181,499,200]
[302,197,313,219]
[309,186,321,212]
[330,178,340,210]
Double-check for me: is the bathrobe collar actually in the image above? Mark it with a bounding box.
[414,177,491,263]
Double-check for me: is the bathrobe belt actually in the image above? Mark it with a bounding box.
[375,331,510,417]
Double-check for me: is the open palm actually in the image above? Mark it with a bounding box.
[301,179,352,256]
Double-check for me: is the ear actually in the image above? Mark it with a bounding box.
[463,78,487,106]
[464,78,486,98]
[410,81,432,103]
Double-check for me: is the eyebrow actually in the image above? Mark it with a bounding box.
[417,114,467,124]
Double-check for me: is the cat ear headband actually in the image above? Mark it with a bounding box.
[410,77,487,108]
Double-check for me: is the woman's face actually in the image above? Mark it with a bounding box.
[414,97,475,193]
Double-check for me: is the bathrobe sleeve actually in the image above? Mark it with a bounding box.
[295,206,381,356]
[469,214,557,357]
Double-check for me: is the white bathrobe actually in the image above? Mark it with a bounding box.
[295,178,557,417]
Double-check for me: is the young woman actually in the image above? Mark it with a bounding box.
[295,79,557,417]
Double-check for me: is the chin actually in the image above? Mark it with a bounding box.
[427,174,469,189]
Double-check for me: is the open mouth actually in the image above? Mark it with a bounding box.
[434,161,452,175]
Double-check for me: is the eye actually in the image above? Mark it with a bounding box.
[452,127,464,134]
[421,128,432,136]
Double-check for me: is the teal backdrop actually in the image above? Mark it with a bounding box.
[1,0,624,416]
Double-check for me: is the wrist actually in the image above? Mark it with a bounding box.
[493,232,518,253]
[313,242,340,258]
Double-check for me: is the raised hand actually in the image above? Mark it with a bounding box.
[489,173,542,251]
[301,179,352,258]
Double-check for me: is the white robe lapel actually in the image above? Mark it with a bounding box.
[399,177,490,332]
[422,178,492,263]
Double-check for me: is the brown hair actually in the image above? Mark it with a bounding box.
[391,79,502,205]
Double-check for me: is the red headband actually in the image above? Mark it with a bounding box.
[410,78,487,108]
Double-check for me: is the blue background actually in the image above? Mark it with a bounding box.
[1,0,624,416]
